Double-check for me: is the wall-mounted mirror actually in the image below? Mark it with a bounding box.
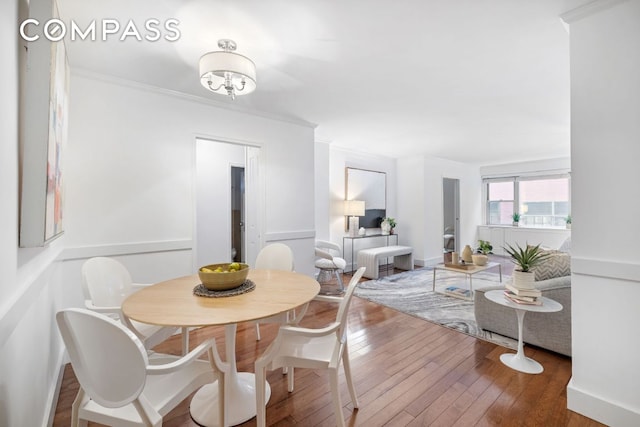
[345,167,386,230]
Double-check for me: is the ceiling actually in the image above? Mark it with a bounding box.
[56,0,573,165]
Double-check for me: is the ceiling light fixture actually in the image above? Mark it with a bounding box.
[199,39,256,100]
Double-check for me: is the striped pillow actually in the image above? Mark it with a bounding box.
[532,251,571,281]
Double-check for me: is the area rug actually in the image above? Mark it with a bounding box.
[354,267,517,350]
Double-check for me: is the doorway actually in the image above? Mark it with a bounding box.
[443,178,460,254]
[195,139,261,269]
[230,166,245,262]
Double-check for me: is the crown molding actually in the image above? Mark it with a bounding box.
[70,67,317,129]
[560,0,631,24]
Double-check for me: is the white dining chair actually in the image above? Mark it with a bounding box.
[81,257,189,354]
[254,266,366,427]
[56,308,229,427]
[253,243,308,341]
[315,239,347,294]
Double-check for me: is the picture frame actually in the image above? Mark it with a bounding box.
[19,0,69,247]
[345,167,386,231]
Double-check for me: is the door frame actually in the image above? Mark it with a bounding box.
[442,177,460,254]
[193,136,263,270]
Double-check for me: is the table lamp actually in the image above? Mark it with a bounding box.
[345,200,365,237]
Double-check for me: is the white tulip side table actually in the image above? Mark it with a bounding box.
[484,289,563,374]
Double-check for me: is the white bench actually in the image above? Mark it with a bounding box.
[357,245,414,279]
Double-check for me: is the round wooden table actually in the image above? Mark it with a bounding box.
[122,269,320,427]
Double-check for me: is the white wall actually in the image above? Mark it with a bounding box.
[314,141,331,240]
[398,155,482,266]
[1,1,68,426]
[397,156,427,264]
[64,72,316,276]
[563,1,640,425]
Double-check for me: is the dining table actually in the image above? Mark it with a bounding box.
[121,268,320,427]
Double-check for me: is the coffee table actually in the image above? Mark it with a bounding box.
[484,289,563,374]
[432,261,502,299]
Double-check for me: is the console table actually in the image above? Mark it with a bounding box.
[343,233,398,273]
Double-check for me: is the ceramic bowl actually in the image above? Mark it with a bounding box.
[198,263,250,290]
[472,254,488,266]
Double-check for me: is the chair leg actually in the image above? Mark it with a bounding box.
[343,348,359,408]
[181,327,189,355]
[335,270,344,291]
[329,367,346,427]
[218,369,227,427]
[71,388,86,427]
[255,322,261,341]
[255,365,267,427]
[287,366,295,392]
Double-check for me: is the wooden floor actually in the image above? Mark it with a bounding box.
[53,265,602,427]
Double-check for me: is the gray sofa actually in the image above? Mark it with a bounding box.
[474,275,572,356]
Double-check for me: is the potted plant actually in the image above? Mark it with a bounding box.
[381,217,397,235]
[472,240,492,266]
[565,215,572,229]
[477,240,493,255]
[512,212,520,226]
[503,242,549,289]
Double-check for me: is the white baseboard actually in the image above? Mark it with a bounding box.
[567,379,640,427]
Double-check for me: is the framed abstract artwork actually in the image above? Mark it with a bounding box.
[19,0,69,247]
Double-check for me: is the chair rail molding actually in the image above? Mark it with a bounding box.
[264,230,316,242]
[571,257,640,283]
[60,239,193,261]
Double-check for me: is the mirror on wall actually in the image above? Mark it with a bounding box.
[345,167,386,230]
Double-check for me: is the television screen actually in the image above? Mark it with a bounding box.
[360,209,385,229]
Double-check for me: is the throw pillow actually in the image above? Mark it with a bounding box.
[532,250,571,281]
[558,236,572,254]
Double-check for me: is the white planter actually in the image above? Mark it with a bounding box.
[381,221,391,235]
[472,254,488,266]
[512,270,536,289]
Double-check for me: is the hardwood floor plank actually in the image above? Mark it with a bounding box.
[53,271,605,427]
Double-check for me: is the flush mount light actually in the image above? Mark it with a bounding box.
[199,39,257,100]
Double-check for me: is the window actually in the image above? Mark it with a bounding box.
[519,177,570,227]
[484,174,570,228]
[487,180,514,225]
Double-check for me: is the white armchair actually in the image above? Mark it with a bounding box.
[81,257,189,354]
[254,267,366,427]
[253,243,308,341]
[56,308,229,427]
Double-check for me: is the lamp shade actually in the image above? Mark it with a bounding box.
[344,200,365,217]
[199,51,257,95]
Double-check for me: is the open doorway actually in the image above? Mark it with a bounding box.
[195,139,261,269]
[443,178,460,255]
[230,166,245,262]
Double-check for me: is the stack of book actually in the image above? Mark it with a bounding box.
[504,282,542,305]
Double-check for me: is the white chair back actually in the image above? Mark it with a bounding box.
[336,267,365,338]
[315,240,341,257]
[81,257,133,307]
[56,308,148,408]
[255,243,294,271]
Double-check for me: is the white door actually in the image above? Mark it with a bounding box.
[244,146,261,266]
